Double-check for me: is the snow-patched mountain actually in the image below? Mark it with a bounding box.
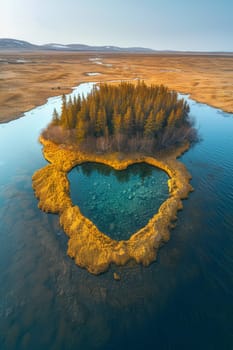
[0,38,37,50]
[0,38,155,53]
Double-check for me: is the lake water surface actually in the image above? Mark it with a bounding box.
[0,83,233,350]
[68,162,169,240]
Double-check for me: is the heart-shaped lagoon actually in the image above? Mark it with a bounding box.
[68,162,169,240]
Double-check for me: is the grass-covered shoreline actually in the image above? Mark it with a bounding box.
[32,136,193,275]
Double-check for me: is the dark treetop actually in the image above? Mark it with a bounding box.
[43,81,196,153]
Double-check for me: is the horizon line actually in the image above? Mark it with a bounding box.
[0,37,233,53]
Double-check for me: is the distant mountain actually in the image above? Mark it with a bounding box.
[1,38,232,55]
[0,38,38,50]
[0,38,155,53]
[44,43,156,52]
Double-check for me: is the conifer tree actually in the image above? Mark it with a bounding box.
[167,110,176,128]
[123,106,133,134]
[52,108,60,125]
[60,94,69,128]
[144,111,156,137]
[95,107,107,137]
[76,112,87,142]
[155,109,165,131]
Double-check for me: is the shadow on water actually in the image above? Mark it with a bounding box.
[0,83,233,350]
[78,162,154,181]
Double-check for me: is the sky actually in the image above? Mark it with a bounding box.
[1,0,233,51]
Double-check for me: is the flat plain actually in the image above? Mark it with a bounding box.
[0,51,233,122]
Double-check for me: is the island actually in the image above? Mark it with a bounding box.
[32,81,196,274]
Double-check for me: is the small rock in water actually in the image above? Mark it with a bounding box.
[109,223,115,231]
[113,272,120,281]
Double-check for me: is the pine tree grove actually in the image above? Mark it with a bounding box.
[43,81,197,153]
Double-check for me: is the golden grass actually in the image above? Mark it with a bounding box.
[32,137,192,274]
[0,51,233,122]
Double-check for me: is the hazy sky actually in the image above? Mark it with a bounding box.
[1,0,233,51]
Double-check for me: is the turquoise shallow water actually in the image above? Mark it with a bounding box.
[68,162,169,240]
[0,83,233,350]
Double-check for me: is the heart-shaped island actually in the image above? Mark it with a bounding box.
[32,82,196,274]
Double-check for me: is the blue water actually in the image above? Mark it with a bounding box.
[0,83,233,350]
[68,162,169,240]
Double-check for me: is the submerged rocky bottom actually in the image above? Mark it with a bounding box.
[68,162,169,240]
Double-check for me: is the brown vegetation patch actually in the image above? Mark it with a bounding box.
[1,52,233,123]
